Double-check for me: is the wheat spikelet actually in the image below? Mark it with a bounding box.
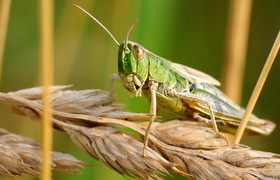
[0,128,93,178]
[0,86,279,179]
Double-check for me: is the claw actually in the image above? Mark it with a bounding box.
[217,131,230,144]
[142,142,148,158]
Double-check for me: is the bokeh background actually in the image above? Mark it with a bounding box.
[1,0,280,179]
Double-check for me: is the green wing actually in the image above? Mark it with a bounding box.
[170,62,220,86]
[189,83,275,135]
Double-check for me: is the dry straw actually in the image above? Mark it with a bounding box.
[0,86,279,179]
[0,0,11,84]
[234,31,280,144]
[39,0,54,179]
[222,0,252,104]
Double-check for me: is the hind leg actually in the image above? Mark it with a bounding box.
[167,88,229,144]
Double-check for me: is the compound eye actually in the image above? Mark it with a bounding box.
[133,44,144,61]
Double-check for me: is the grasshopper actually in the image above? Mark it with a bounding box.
[75,5,275,156]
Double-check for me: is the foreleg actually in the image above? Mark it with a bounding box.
[110,74,121,103]
[142,80,158,157]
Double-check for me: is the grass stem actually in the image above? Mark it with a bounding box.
[39,0,54,179]
[234,31,280,144]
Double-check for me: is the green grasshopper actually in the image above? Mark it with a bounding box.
[75,5,275,156]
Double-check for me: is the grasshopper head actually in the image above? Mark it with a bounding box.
[73,6,149,97]
[118,41,149,97]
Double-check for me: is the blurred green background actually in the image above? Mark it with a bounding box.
[1,0,280,179]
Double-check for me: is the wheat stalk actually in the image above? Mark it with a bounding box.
[0,86,279,180]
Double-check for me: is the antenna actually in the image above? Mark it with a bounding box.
[74,4,120,46]
[124,20,138,52]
